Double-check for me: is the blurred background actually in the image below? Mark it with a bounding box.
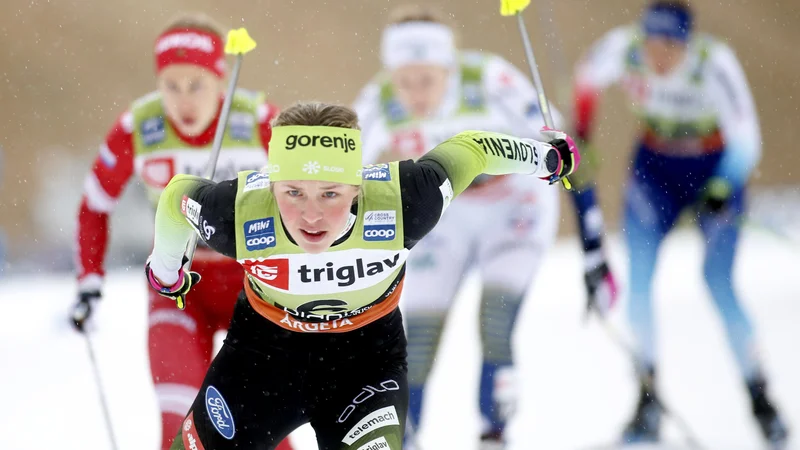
[1,0,798,275]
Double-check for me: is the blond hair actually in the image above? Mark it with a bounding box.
[163,12,225,38]
[272,102,360,130]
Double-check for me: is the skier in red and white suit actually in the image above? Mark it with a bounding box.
[68,12,293,450]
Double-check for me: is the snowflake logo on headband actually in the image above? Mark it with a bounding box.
[303,161,321,175]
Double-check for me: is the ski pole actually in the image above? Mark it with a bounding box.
[592,310,705,449]
[182,28,257,280]
[83,333,119,450]
[534,0,571,116]
[500,0,572,191]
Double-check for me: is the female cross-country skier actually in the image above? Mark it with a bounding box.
[352,5,598,449]
[571,0,789,446]
[68,13,293,450]
[144,100,579,449]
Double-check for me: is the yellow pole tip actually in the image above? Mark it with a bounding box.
[225,28,257,55]
[500,0,531,16]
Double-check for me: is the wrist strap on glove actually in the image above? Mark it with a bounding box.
[145,257,200,310]
[147,268,185,294]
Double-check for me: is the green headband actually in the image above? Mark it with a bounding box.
[268,125,363,185]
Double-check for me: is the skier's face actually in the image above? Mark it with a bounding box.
[644,37,688,75]
[391,64,451,118]
[273,180,360,254]
[158,64,225,136]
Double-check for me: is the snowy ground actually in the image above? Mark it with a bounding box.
[2,228,798,450]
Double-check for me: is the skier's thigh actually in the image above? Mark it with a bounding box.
[478,189,558,292]
[172,344,306,450]
[401,208,473,314]
[312,364,408,450]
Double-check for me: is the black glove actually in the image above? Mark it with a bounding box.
[698,177,734,214]
[539,128,580,188]
[145,257,201,310]
[580,248,619,319]
[70,290,101,332]
[584,260,618,317]
[545,139,577,180]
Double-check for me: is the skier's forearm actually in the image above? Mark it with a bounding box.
[714,110,761,185]
[149,174,207,285]
[710,44,762,186]
[76,199,111,289]
[569,185,608,255]
[420,131,555,197]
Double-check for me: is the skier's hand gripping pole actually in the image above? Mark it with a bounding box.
[500,0,572,190]
[146,255,202,310]
[176,28,257,310]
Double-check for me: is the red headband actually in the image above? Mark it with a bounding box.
[154,28,226,77]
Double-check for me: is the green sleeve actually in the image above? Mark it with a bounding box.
[149,174,210,285]
[419,130,554,197]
